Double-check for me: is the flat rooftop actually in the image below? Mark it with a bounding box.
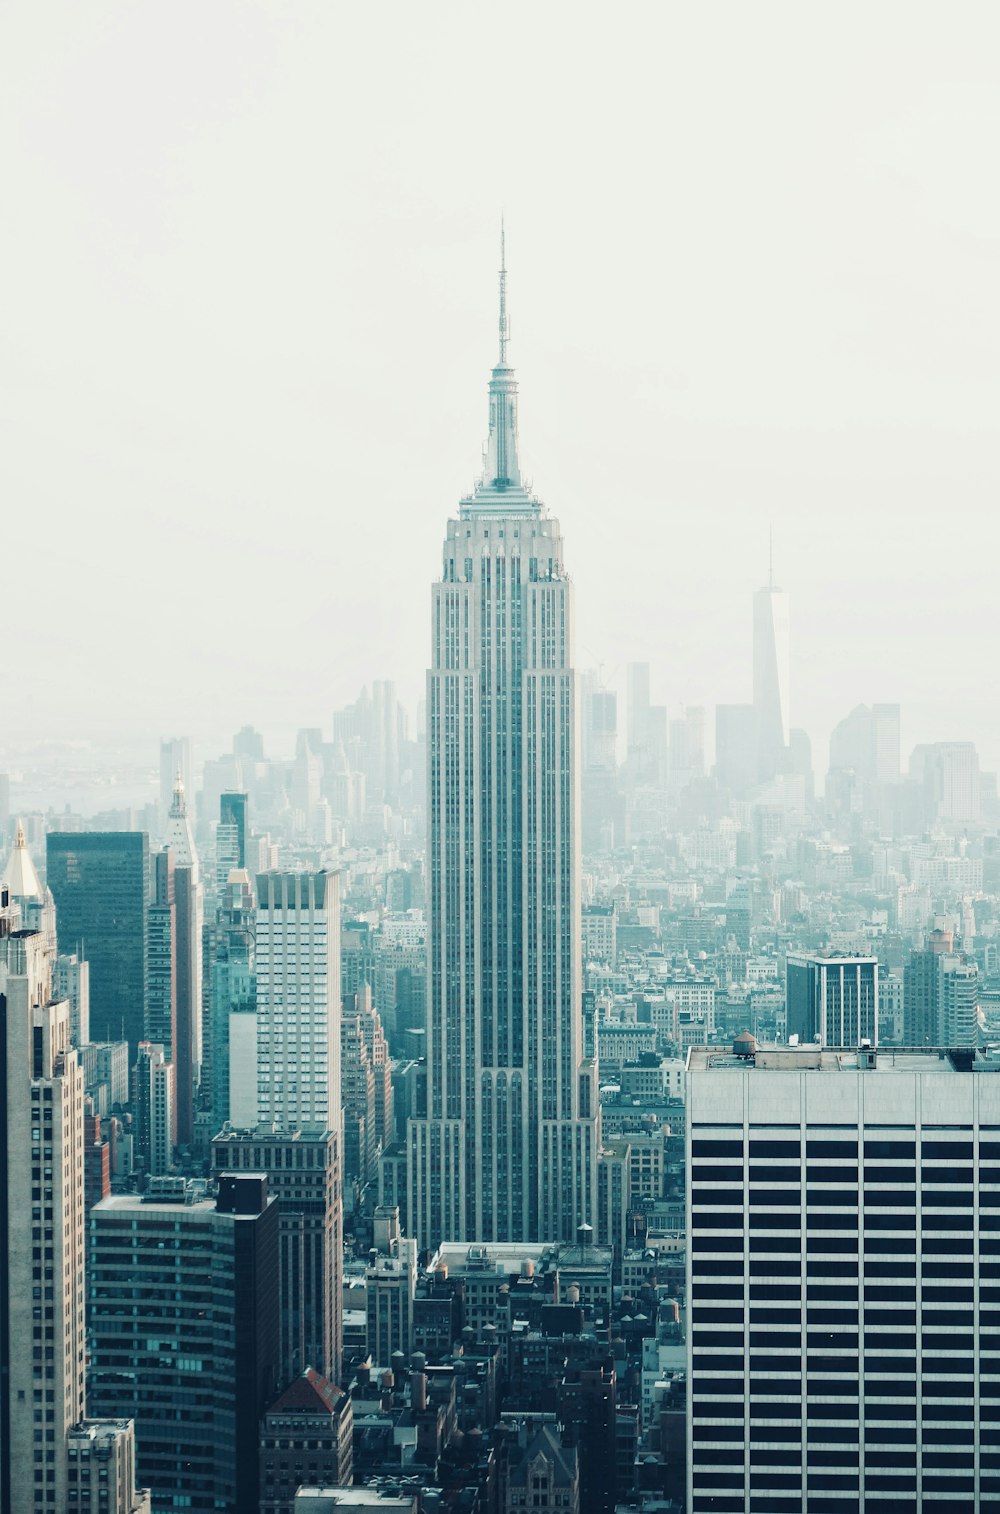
[686,1046,998,1074]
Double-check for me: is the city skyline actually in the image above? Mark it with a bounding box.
[3,5,999,771]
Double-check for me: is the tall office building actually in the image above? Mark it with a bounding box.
[255,871,340,1129]
[164,776,203,1147]
[581,675,618,776]
[208,867,256,1130]
[626,662,651,762]
[216,790,248,890]
[785,951,879,1047]
[53,952,89,1047]
[829,703,901,784]
[146,848,176,1065]
[47,832,150,1055]
[904,931,981,1047]
[89,1174,280,1514]
[0,919,147,1514]
[1,929,85,1512]
[752,576,790,783]
[910,740,982,825]
[213,1127,342,1386]
[407,239,599,1247]
[686,1043,1000,1513]
[714,704,757,794]
[132,1041,174,1175]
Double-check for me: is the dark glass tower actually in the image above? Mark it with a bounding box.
[46,832,150,1055]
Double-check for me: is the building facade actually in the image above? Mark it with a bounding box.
[686,1043,1000,1513]
[212,1125,342,1385]
[408,241,599,1248]
[785,951,879,1047]
[89,1175,280,1513]
[256,871,340,1130]
[1,908,147,1514]
[46,832,150,1055]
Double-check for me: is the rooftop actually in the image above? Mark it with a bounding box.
[686,1045,999,1074]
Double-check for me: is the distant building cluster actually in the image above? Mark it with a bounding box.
[2,243,1000,1514]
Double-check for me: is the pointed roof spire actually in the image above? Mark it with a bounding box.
[2,818,42,900]
[169,769,187,819]
[165,773,198,870]
[498,217,509,367]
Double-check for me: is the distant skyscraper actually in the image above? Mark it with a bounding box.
[163,776,203,1147]
[829,702,901,784]
[159,736,192,833]
[146,848,177,1066]
[408,237,599,1247]
[47,831,150,1054]
[752,575,790,782]
[208,867,256,1130]
[626,662,651,761]
[581,674,618,774]
[910,740,981,825]
[216,790,248,887]
[714,704,757,793]
[904,931,981,1047]
[786,950,879,1047]
[255,871,341,1129]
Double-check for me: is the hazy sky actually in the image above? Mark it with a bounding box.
[4,2,999,775]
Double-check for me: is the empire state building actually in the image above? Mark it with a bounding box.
[408,240,599,1247]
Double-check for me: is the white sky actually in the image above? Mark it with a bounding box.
[3,2,999,774]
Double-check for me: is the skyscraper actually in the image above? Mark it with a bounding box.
[47,832,150,1055]
[408,237,599,1247]
[163,776,203,1147]
[752,572,790,783]
[207,866,256,1131]
[255,871,341,1130]
[1,929,85,1512]
[0,910,148,1514]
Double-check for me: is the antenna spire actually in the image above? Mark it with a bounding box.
[768,525,774,591]
[498,218,509,366]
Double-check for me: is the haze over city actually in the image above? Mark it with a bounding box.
[4,2,999,773]
[4,7,1000,1514]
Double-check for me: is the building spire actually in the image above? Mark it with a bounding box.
[498,218,509,367]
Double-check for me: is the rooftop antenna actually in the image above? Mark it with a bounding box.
[768,525,774,591]
[498,217,509,366]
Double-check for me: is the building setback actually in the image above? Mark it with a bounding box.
[408,238,599,1249]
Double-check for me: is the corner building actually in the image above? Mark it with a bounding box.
[686,1044,1000,1514]
[408,242,599,1247]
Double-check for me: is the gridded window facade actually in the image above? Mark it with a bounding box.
[687,1056,1000,1513]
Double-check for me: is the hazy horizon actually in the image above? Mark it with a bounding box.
[4,2,998,773]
